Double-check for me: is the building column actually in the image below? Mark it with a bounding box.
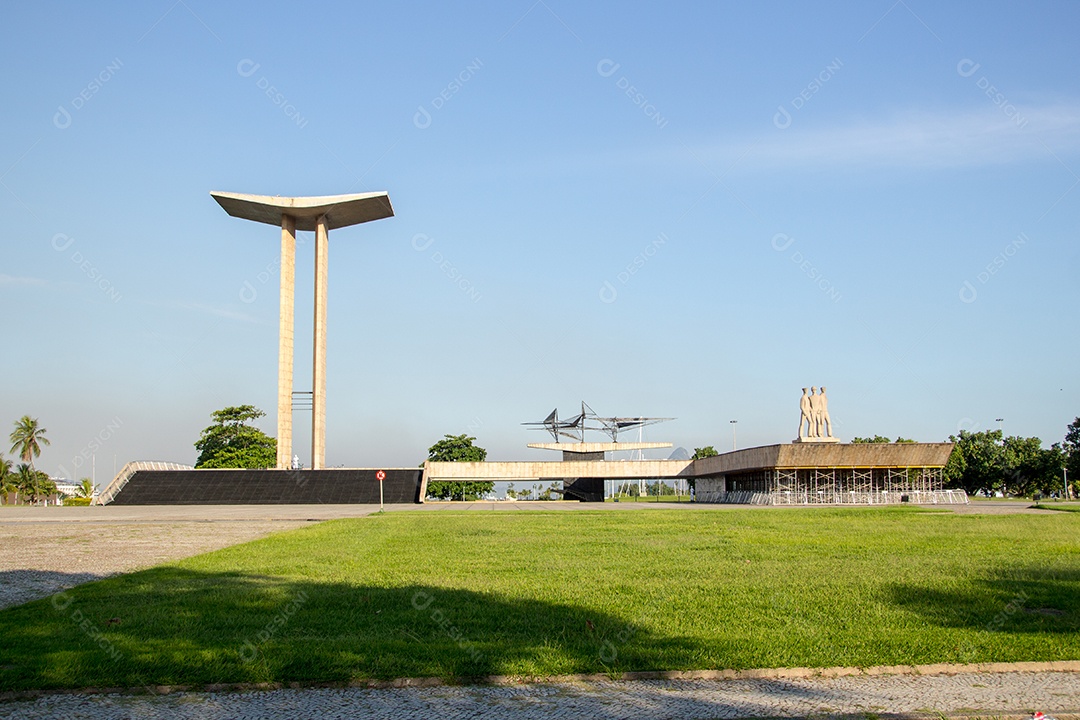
[276,214,296,470]
[311,214,329,469]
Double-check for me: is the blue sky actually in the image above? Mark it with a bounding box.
[3,1,1078,482]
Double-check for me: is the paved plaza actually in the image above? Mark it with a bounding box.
[1,669,1078,719]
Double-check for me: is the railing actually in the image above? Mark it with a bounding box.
[697,490,773,504]
[93,461,194,505]
[698,488,969,506]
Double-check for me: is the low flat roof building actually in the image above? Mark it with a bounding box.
[690,442,959,505]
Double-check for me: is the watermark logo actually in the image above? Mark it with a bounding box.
[771,233,841,303]
[958,232,1028,304]
[57,416,123,481]
[51,233,122,303]
[410,233,482,303]
[774,58,843,129]
[956,417,982,434]
[51,591,123,661]
[414,59,484,129]
[986,590,1029,632]
[599,232,668,303]
[597,59,668,129]
[598,623,636,664]
[237,59,309,129]
[410,590,482,661]
[239,256,281,304]
[54,58,124,130]
[238,590,309,663]
[957,59,1028,129]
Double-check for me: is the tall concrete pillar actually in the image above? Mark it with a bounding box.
[277,214,296,470]
[311,214,329,470]
[210,191,394,471]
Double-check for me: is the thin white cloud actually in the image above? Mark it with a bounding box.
[177,302,260,324]
[0,274,46,287]
[723,103,1080,171]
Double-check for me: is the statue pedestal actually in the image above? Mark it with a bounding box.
[793,437,840,444]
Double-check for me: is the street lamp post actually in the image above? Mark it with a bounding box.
[995,418,1005,495]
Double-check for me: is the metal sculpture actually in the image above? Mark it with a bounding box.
[523,402,673,443]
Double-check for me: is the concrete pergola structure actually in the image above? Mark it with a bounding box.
[210,191,394,469]
[420,442,962,505]
[526,441,673,462]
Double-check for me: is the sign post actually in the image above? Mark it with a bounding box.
[376,470,386,511]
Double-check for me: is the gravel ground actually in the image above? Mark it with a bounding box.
[1,671,1078,719]
[0,520,311,610]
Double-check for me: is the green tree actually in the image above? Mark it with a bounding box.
[944,430,1064,498]
[1002,437,1066,498]
[1035,444,1067,498]
[944,430,1005,496]
[1065,417,1080,497]
[852,436,892,444]
[649,481,675,496]
[688,446,720,493]
[1002,435,1043,497]
[194,405,277,469]
[9,416,50,469]
[16,463,54,505]
[423,434,493,501]
[0,456,14,504]
[75,478,95,499]
[426,434,488,462]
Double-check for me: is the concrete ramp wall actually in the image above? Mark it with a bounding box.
[106,468,423,505]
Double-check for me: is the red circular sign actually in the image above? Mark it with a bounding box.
[376,470,386,481]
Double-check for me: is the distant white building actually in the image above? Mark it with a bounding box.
[52,479,97,503]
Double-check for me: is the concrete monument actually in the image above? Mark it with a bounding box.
[211,191,394,469]
[797,387,812,439]
[819,386,833,438]
[794,385,839,443]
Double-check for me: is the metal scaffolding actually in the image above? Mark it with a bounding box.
[705,466,964,505]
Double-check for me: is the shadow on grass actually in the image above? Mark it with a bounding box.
[1033,504,1080,514]
[0,566,708,692]
[888,566,1080,634]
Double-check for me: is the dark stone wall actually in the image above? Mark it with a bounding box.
[561,451,605,462]
[561,477,604,502]
[109,468,423,505]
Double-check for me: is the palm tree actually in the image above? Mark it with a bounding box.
[16,464,38,505]
[75,478,95,499]
[0,455,14,504]
[16,464,54,506]
[40,475,57,505]
[10,416,50,469]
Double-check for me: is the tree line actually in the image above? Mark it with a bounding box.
[155,404,1080,502]
[944,419,1079,498]
[1,416,97,505]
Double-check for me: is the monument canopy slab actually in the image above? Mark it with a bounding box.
[527,442,673,452]
[210,191,394,232]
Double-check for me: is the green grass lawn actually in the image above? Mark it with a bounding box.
[1,507,1078,691]
[604,494,692,502]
